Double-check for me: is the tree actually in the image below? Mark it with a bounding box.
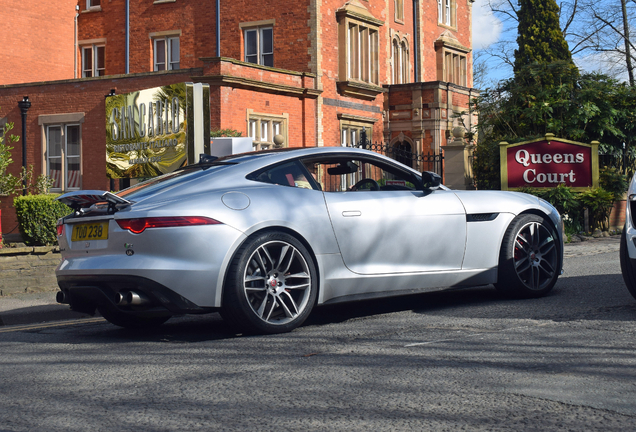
[514,0,575,72]
[575,0,635,86]
[471,68,636,189]
[0,120,20,198]
[480,0,636,86]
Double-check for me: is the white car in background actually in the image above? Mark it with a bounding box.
[620,172,636,299]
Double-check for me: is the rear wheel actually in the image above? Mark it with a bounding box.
[221,231,317,334]
[98,306,171,329]
[619,228,636,300]
[495,214,560,298]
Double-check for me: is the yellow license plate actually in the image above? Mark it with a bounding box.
[71,222,109,241]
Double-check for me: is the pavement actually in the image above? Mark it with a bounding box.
[0,236,623,327]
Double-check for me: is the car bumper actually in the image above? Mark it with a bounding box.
[56,223,246,309]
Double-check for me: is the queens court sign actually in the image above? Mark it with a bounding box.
[499,133,599,191]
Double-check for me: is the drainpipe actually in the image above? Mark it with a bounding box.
[412,0,419,82]
[74,6,79,78]
[216,0,220,57]
[125,0,130,74]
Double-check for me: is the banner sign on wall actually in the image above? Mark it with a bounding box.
[499,134,599,191]
[105,82,210,179]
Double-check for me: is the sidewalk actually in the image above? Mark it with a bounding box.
[0,236,622,327]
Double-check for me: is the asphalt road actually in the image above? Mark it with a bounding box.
[0,237,634,431]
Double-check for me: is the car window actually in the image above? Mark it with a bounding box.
[303,157,419,192]
[248,161,319,190]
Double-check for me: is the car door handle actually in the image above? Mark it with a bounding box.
[342,211,361,217]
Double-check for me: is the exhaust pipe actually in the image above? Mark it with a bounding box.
[127,291,150,306]
[115,290,151,306]
[115,292,130,306]
[56,291,69,304]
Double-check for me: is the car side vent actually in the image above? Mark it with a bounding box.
[466,213,499,222]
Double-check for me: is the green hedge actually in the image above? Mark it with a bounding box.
[14,194,72,245]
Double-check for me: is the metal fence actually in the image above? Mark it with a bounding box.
[353,131,444,177]
[599,153,635,176]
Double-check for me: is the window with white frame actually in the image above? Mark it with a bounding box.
[86,0,100,8]
[47,124,81,191]
[244,26,274,67]
[340,123,373,147]
[248,112,287,151]
[438,0,453,26]
[154,37,180,71]
[81,45,105,77]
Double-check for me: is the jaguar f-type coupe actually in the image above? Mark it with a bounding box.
[55,146,563,333]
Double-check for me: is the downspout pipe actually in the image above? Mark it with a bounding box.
[126,0,130,74]
[412,0,419,82]
[74,7,79,79]
[216,0,220,57]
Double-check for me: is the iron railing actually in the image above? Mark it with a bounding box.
[353,131,444,177]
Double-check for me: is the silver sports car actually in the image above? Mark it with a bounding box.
[620,172,636,300]
[56,147,564,333]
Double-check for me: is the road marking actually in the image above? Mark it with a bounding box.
[0,317,105,333]
[404,323,549,347]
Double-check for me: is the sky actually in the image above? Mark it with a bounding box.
[472,1,504,51]
[470,0,633,85]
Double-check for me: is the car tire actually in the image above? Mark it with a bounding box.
[619,228,636,300]
[98,306,171,329]
[495,213,560,298]
[221,231,317,334]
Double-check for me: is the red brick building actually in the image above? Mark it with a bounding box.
[0,0,476,236]
[0,0,77,85]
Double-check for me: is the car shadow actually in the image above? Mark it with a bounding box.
[16,272,636,344]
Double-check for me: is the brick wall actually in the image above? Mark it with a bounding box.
[0,0,76,84]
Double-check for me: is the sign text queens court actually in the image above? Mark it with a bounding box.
[499,134,599,191]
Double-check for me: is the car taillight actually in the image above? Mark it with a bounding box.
[56,221,65,237]
[116,216,222,234]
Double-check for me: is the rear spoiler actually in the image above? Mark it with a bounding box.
[56,190,132,213]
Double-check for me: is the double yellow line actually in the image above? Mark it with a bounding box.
[0,317,105,333]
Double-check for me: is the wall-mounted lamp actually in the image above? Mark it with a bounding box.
[17,96,31,196]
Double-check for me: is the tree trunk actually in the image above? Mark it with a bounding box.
[621,0,635,86]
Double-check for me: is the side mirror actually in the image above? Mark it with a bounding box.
[421,171,441,191]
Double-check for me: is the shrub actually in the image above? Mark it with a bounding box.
[14,194,71,245]
[599,166,628,200]
[210,129,242,137]
[577,187,615,231]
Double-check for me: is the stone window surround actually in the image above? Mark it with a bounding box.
[78,39,106,78]
[246,109,289,151]
[38,113,85,192]
[239,20,276,67]
[437,0,457,29]
[394,0,404,23]
[338,113,377,146]
[149,30,182,71]
[391,32,410,84]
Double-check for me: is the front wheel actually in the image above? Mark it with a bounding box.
[619,228,636,300]
[495,214,560,298]
[221,231,317,334]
